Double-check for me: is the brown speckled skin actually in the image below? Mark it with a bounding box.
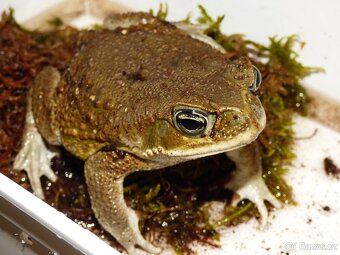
[30,13,266,254]
[31,67,61,145]
[32,13,263,161]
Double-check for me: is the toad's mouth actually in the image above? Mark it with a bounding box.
[165,126,262,160]
[170,143,246,159]
[167,136,257,160]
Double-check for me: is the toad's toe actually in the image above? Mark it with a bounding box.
[231,174,282,228]
[126,240,162,255]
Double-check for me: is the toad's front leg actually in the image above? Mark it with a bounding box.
[226,142,282,228]
[85,151,162,255]
[13,109,58,199]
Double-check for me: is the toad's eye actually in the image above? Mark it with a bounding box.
[173,108,209,137]
[249,65,262,92]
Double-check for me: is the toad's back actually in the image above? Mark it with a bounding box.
[56,22,246,155]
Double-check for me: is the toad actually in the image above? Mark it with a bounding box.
[14,12,281,254]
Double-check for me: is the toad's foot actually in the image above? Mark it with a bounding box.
[229,174,282,229]
[226,142,282,228]
[125,207,162,255]
[13,111,58,199]
[85,151,162,255]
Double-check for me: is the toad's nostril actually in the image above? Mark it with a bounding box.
[210,110,249,141]
[233,114,239,121]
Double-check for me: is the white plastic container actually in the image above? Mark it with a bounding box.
[0,174,119,255]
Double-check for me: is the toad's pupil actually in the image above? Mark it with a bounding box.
[173,108,209,137]
[178,117,205,132]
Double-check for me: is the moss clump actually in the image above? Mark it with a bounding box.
[125,154,234,254]
[47,16,64,28]
[149,3,169,20]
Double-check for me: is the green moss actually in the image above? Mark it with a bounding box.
[149,3,169,20]
[47,16,64,28]
[125,154,233,255]
[2,7,19,26]
[267,36,324,78]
